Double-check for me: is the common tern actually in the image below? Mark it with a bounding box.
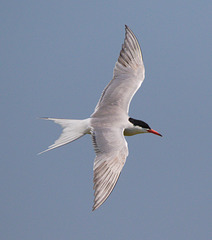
[40,25,162,211]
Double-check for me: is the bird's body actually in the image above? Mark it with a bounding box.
[40,25,162,211]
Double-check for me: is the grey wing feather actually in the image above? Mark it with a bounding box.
[92,128,128,211]
[92,25,145,116]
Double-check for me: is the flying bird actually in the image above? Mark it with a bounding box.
[40,25,162,211]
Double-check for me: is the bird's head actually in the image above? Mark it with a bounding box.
[128,117,162,136]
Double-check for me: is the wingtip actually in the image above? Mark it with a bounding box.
[92,204,98,211]
[125,24,129,31]
[37,149,49,155]
[92,201,97,211]
[39,117,50,120]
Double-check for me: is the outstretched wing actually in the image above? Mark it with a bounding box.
[92,25,145,116]
[91,127,128,211]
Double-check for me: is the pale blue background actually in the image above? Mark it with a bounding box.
[1,1,212,239]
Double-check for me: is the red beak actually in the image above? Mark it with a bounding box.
[147,129,162,137]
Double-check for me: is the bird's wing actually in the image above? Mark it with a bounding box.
[92,25,145,116]
[91,127,128,211]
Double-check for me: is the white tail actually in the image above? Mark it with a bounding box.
[38,118,91,154]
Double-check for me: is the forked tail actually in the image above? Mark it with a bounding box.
[38,118,91,154]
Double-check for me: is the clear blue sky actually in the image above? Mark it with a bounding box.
[1,1,211,239]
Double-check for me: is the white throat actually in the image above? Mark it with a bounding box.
[124,125,147,136]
